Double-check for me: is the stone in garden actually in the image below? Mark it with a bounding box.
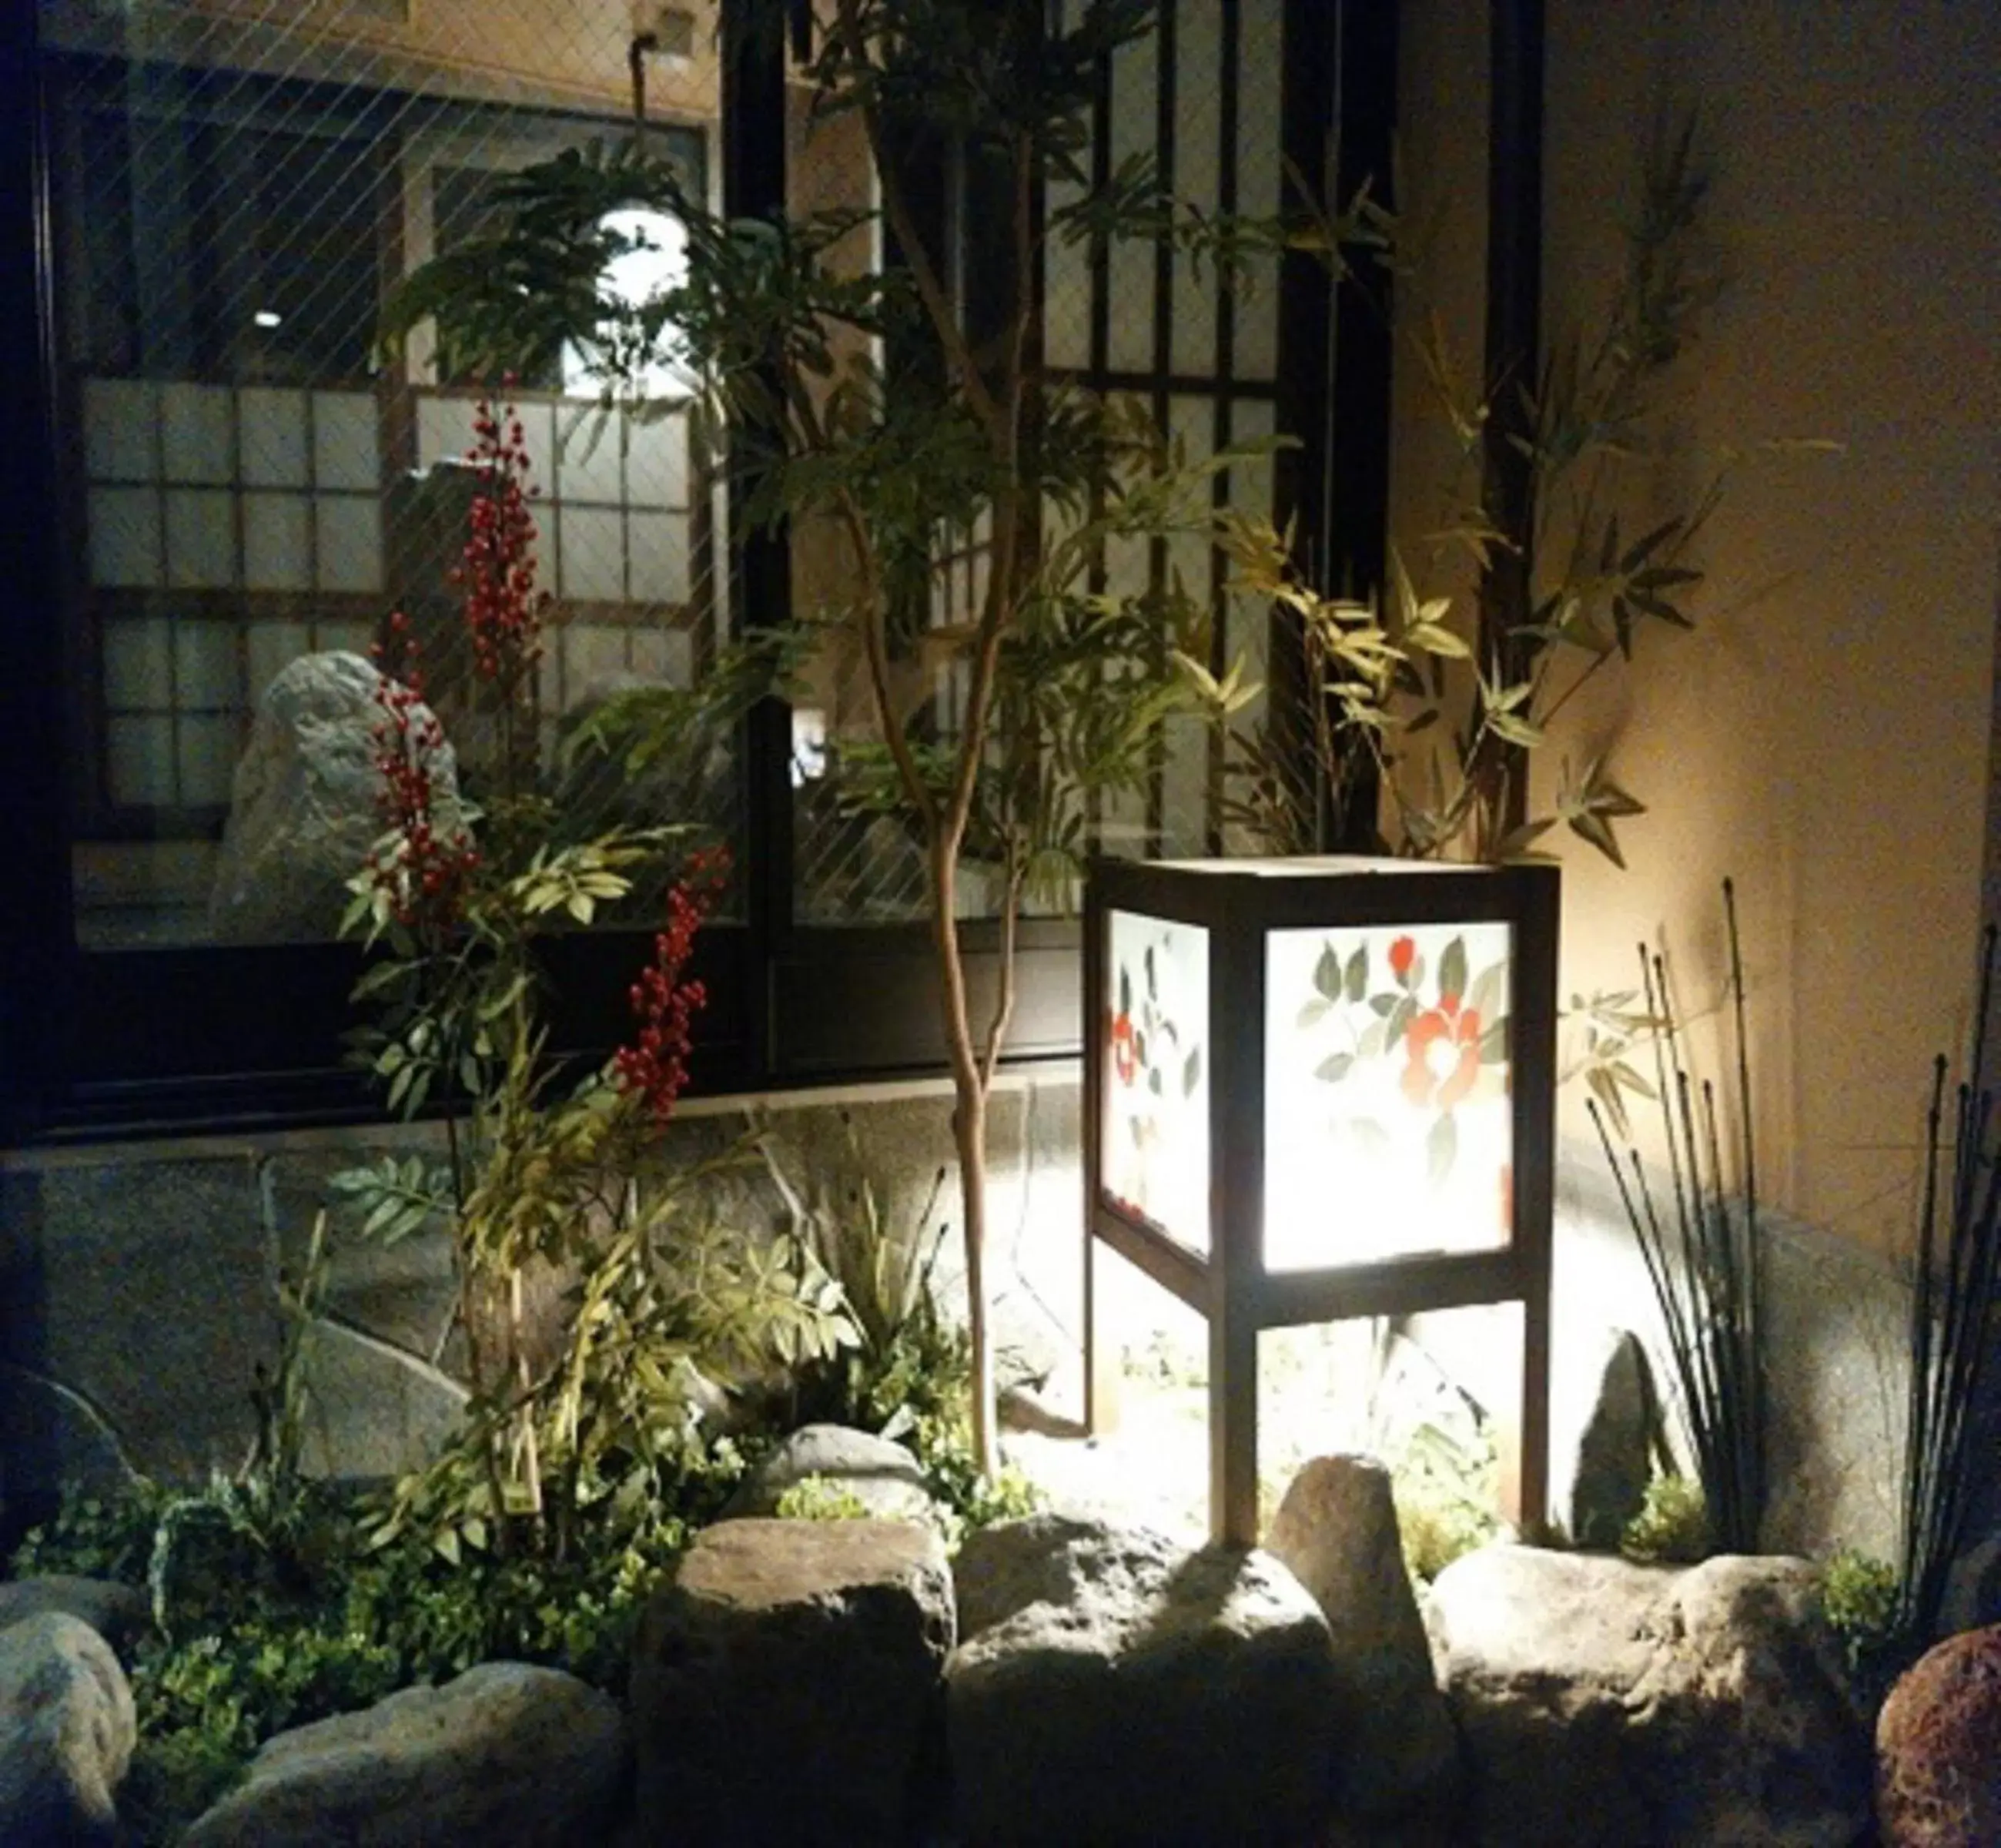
[179,1662,626,1847]
[0,1576,149,1662]
[631,1516,953,1846]
[1265,1454,1461,1821]
[720,1421,937,1523]
[0,1610,136,1847]
[1875,1621,2001,1846]
[947,1513,1338,1847]
[208,650,463,942]
[1568,1328,1662,1548]
[1429,1542,1869,1846]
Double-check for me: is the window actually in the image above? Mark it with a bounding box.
[4,0,1394,1134]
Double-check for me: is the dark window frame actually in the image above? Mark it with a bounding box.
[0,0,1397,1145]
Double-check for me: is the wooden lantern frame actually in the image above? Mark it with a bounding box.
[1082,855,1560,1544]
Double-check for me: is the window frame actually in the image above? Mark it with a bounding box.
[1,0,1396,1145]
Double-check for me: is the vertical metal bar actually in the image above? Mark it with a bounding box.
[721,0,794,1083]
[1476,0,1544,842]
[0,2,71,1137]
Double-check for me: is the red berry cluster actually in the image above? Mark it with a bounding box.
[613,851,729,1124]
[451,395,549,685]
[366,611,480,929]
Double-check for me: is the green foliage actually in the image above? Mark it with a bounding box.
[12,1456,734,1846]
[1390,1427,1501,1584]
[773,1475,872,1522]
[11,1478,170,1583]
[1817,1548,1905,1706]
[1229,112,1825,872]
[1620,1473,1712,1565]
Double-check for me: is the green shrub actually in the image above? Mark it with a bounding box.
[1819,1547,1903,1703]
[773,1475,872,1522]
[1621,1473,1712,1563]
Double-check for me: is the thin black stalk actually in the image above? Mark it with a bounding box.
[1898,923,2001,1644]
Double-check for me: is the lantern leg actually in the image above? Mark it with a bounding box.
[1510,1278,1551,1536]
[1209,1300,1258,1545]
[1082,1232,1123,1436]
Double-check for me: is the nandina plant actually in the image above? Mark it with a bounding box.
[336,400,851,1562]
[380,2,1305,1470]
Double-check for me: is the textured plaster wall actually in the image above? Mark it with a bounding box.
[1397,0,2000,1257]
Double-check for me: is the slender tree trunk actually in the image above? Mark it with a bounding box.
[929,839,998,1474]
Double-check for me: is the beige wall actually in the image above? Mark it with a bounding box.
[1396,1,2000,1252]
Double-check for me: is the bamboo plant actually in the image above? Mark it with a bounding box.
[1588,879,1765,1554]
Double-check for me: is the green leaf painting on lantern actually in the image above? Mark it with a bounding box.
[1101,909,1210,1256]
[1264,922,1514,1270]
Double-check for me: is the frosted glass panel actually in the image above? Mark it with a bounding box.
[89,488,162,587]
[628,511,691,603]
[563,624,628,699]
[629,624,693,686]
[178,715,239,806]
[1169,0,1221,380]
[243,492,311,590]
[239,387,310,487]
[556,406,624,502]
[175,619,239,708]
[102,619,170,709]
[417,395,477,468]
[1100,908,1210,1256]
[315,495,381,593]
[106,715,175,805]
[1265,922,1514,1269]
[165,488,236,588]
[83,380,156,481]
[312,391,379,490]
[559,505,625,601]
[160,384,234,484]
[626,413,689,508]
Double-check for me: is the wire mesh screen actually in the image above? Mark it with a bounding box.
[789,0,1287,926]
[42,0,732,946]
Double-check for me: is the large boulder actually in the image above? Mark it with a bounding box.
[631,1517,954,1845]
[1266,1455,1461,1820]
[947,1514,1338,1847]
[180,1662,626,1846]
[720,1424,937,1524]
[1430,1544,1869,1846]
[0,1611,136,1847]
[1876,1622,2001,1846]
[0,1577,149,1662]
[209,651,463,943]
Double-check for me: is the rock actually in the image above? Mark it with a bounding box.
[0,1611,136,1847]
[947,1514,1338,1847]
[631,1517,954,1846]
[1430,1543,1869,1846]
[1266,1455,1461,1820]
[208,651,464,943]
[1876,1622,2001,1846]
[180,1662,626,1847]
[0,1578,149,1662]
[1568,1330,1663,1548]
[721,1424,937,1523]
